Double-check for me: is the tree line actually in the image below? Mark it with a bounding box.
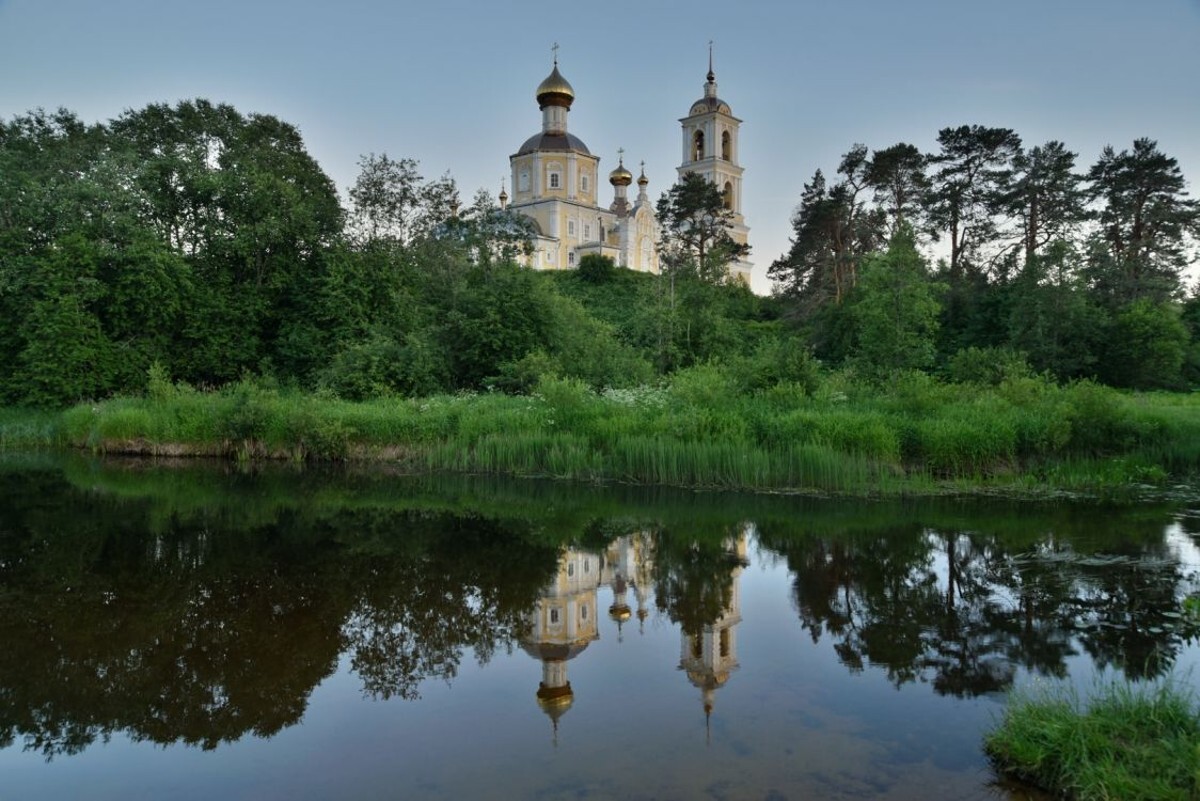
[0,101,774,407]
[769,128,1200,387]
[1,103,1198,409]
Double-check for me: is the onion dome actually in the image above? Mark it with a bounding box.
[609,157,633,187]
[608,602,632,622]
[536,64,575,109]
[637,165,649,188]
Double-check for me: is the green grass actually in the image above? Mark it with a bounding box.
[13,370,1200,496]
[985,679,1200,800]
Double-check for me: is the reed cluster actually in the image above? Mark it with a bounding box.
[18,367,1200,495]
[985,679,1200,800]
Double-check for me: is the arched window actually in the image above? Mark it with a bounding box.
[721,131,732,161]
[723,181,733,210]
[692,130,704,162]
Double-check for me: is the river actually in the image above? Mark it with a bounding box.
[1,454,1197,800]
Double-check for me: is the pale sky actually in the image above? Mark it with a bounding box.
[2,0,1198,293]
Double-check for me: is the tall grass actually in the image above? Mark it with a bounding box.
[985,678,1200,800]
[28,369,1200,495]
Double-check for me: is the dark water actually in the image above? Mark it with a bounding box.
[1,454,1197,801]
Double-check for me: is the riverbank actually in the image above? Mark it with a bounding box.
[986,680,1200,800]
[3,370,1198,496]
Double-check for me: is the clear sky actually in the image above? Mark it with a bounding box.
[2,0,1198,293]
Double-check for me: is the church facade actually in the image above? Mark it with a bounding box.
[502,52,750,281]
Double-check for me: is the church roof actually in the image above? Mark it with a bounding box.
[516,131,591,156]
[689,96,732,116]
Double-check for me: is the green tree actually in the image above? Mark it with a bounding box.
[1002,141,1088,266]
[1085,138,1199,305]
[866,142,929,232]
[927,125,1022,278]
[1098,299,1189,390]
[851,224,942,373]
[656,171,750,285]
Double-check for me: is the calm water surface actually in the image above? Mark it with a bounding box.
[1,455,1197,800]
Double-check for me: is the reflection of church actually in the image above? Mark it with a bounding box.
[501,49,751,282]
[519,528,748,737]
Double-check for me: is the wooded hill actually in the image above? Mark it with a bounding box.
[1,102,1197,408]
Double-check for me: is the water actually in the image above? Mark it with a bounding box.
[1,454,1197,800]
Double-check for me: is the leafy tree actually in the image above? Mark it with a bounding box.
[1098,299,1189,390]
[927,125,1022,278]
[1085,138,1200,305]
[865,142,929,232]
[769,165,883,318]
[656,171,750,285]
[1001,141,1088,265]
[1006,242,1105,380]
[577,253,615,283]
[851,224,942,373]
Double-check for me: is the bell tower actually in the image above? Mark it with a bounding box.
[677,45,751,282]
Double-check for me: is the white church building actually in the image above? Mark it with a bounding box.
[501,51,751,282]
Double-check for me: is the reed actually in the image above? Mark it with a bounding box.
[18,370,1200,496]
[985,678,1200,800]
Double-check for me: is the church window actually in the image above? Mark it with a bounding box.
[568,252,576,266]
[721,131,732,161]
[692,130,704,162]
[568,220,576,237]
[549,171,560,189]
[584,559,590,573]
[691,636,702,659]
[584,223,591,241]
[568,562,575,577]
[581,172,589,193]
[720,628,731,658]
[550,609,560,624]
[723,181,733,210]
[519,170,530,192]
[581,604,589,621]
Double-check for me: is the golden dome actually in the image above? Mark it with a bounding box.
[637,167,649,187]
[608,602,632,621]
[609,159,633,187]
[536,64,575,109]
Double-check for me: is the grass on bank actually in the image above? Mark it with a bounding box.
[985,679,1200,801]
[4,365,1199,495]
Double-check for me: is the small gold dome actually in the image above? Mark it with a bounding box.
[637,168,649,187]
[609,160,633,187]
[536,65,575,109]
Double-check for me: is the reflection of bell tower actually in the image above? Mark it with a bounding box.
[678,528,748,733]
[519,548,601,740]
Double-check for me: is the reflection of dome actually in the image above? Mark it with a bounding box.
[609,603,632,622]
[536,679,574,722]
[536,65,575,109]
[520,641,592,662]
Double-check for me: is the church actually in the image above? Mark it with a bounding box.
[500,50,751,282]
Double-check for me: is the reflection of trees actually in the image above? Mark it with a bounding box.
[343,514,558,700]
[650,525,746,636]
[0,472,558,758]
[763,516,1197,696]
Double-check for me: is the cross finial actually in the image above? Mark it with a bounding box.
[707,40,715,82]
[552,42,559,66]
[617,147,625,164]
